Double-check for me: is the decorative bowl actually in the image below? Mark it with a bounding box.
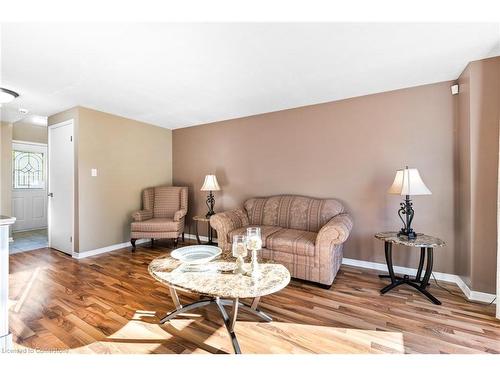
[170,245,222,265]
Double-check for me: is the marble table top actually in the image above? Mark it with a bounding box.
[375,232,445,248]
[149,253,291,299]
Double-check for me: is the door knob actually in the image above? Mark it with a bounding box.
[48,193,54,197]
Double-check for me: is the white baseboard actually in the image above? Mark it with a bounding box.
[72,234,216,260]
[454,277,497,303]
[12,227,47,233]
[342,257,496,304]
[72,239,149,259]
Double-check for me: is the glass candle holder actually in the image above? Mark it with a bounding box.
[232,235,247,274]
[246,227,262,278]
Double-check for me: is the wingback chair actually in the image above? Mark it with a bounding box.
[130,186,188,251]
[210,195,353,286]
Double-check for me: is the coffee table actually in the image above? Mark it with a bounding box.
[148,253,291,354]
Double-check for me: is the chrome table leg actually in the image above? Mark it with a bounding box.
[160,290,273,353]
[220,298,272,322]
[169,286,182,309]
[250,296,260,310]
[215,298,242,354]
[159,299,213,324]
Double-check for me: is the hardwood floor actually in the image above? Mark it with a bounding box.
[8,241,500,354]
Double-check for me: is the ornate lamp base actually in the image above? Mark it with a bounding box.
[397,195,418,239]
[397,230,417,239]
[205,191,215,218]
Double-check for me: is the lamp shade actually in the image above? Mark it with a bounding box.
[200,174,221,191]
[388,167,431,196]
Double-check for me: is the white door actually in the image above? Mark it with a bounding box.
[48,121,74,255]
[11,142,48,232]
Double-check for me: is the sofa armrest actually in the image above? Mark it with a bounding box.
[174,208,187,222]
[210,208,249,251]
[132,209,153,222]
[316,213,353,247]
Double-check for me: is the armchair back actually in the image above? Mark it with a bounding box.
[142,186,188,219]
[244,195,344,232]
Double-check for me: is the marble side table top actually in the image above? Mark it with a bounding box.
[149,253,291,299]
[375,231,445,248]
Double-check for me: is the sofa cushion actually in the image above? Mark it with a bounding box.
[131,218,182,232]
[266,228,317,257]
[244,195,344,232]
[227,225,283,247]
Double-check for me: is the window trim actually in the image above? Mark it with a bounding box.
[11,141,48,191]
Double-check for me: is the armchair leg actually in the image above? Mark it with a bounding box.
[318,282,334,290]
[131,239,136,252]
[182,232,185,242]
[173,238,179,249]
[151,238,154,248]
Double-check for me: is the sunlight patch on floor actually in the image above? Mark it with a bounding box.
[8,299,17,310]
[11,311,405,354]
[166,318,405,354]
[13,267,41,313]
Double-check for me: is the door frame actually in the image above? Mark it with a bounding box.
[48,119,75,256]
[11,140,48,232]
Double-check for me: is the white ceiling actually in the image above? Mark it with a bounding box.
[1,23,499,129]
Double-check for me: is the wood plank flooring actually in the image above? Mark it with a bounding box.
[8,240,500,354]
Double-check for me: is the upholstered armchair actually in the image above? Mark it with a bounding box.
[210,195,353,286]
[130,186,188,251]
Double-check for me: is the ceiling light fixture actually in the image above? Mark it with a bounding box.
[0,88,20,104]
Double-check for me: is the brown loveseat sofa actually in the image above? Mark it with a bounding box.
[210,195,353,286]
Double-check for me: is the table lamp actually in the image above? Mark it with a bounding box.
[201,174,221,218]
[388,166,431,239]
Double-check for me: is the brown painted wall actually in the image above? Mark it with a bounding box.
[173,81,457,275]
[468,57,500,293]
[456,65,472,287]
[455,57,500,293]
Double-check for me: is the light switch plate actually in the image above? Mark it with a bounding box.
[91,168,98,177]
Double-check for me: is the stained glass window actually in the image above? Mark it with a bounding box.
[12,150,45,189]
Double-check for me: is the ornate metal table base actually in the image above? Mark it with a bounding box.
[160,287,271,354]
[379,241,441,305]
[193,216,215,245]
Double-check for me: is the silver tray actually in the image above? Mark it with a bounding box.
[170,245,222,265]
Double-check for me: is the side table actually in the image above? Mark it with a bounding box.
[375,232,445,305]
[193,215,215,245]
